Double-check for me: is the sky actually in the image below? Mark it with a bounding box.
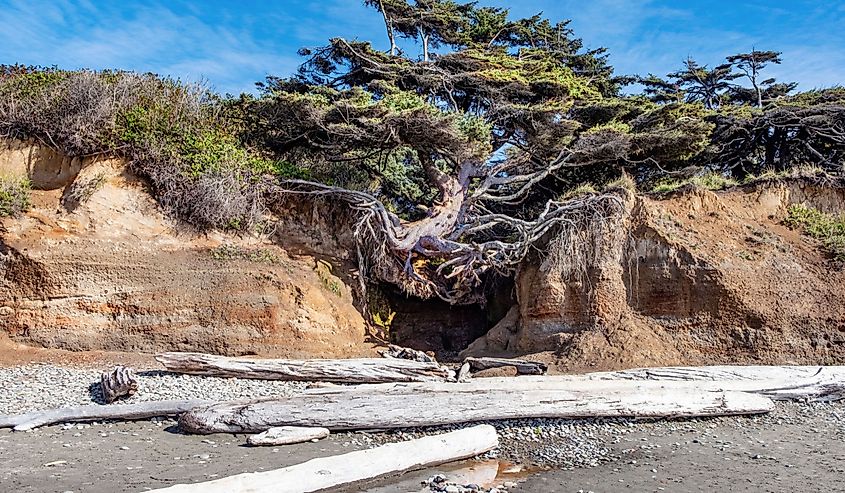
[0,0,843,95]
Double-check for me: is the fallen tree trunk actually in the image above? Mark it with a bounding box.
[180,385,773,434]
[0,399,212,432]
[464,357,548,375]
[155,352,453,383]
[180,365,845,434]
[302,365,845,402]
[152,425,498,492]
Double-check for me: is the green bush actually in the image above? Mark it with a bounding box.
[0,67,269,231]
[785,204,845,261]
[0,175,31,217]
[652,172,737,193]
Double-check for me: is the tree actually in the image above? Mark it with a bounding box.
[364,0,412,56]
[637,74,684,104]
[726,49,785,107]
[668,58,739,109]
[239,2,841,305]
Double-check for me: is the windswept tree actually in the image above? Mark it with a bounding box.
[668,58,739,109]
[726,49,787,107]
[237,2,713,303]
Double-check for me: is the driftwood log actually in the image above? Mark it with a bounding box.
[155,352,453,383]
[0,400,212,432]
[5,365,843,432]
[463,357,548,375]
[179,365,845,434]
[100,366,138,403]
[150,425,499,492]
[179,385,773,434]
[380,344,437,363]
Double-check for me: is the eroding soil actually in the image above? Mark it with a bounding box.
[464,179,845,371]
[2,138,845,370]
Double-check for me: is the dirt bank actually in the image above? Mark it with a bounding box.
[0,138,373,359]
[465,178,845,371]
[3,138,845,369]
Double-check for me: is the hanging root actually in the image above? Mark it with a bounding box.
[270,180,631,305]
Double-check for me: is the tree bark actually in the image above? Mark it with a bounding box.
[150,425,499,493]
[154,352,453,383]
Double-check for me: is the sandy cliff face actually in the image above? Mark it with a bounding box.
[465,180,845,371]
[3,138,844,368]
[0,139,370,358]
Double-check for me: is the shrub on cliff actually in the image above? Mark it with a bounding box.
[0,174,30,217]
[0,65,308,231]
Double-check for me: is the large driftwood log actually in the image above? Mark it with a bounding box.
[179,365,845,434]
[150,425,499,492]
[180,385,773,434]
[100,366,138,403]
[463,357,548,375]
[303,366,845,402]
[573,365,845,401]
[155,352,453,383]
[0,400,212,432]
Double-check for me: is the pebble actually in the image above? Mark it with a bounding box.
[0,364,307,415]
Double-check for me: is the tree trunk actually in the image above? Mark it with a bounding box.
[377,0,397,56]
[179,384,773,434]
[150,425,499,493]
[180,365,845,434]
[0,399,211,432]
[463,357,548,376]
[387,160,473,252]
[422,31,430,62]
[154,352,453,383]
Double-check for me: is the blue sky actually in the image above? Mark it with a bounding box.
[1,0,843,95]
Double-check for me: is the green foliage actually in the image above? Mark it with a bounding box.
[651,172,737,193]
[785,205,845,261]
[0,68,272,231]
[604,173,637,192]
[560,183,598,201]
[0,175,31,217]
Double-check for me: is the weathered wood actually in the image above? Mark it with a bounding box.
[155,352,453,383]
[100,365,138,403]
[247,426,330,446]
[456,362,472,382]
[380,344,437,363]
[179,365,845,434]
[150,425,499,493]
[304,365,845,402]
[0,399,212,432]
[464,357,548,375]
[179,384,773,434]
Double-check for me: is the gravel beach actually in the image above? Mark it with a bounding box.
[2,364,844,492]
